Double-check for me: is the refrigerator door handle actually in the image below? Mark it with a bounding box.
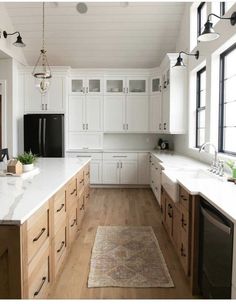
[38,118,42,155]
[43,118,46,156]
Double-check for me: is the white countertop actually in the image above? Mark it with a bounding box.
[151,152,236,223]
[67,149,155,153]
[0,158,90,225]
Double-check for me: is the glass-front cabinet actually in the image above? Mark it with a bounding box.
[70,77,103,95]
[127,77,148,95]
[150,77,161,94]
[105,77,125,94]
[105,76,148,95]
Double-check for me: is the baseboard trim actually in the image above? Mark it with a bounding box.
[90,184,151,189]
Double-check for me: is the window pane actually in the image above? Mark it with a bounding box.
[200,90,206,107]
[223,127,236,152]
[224,76,236,102]
[225,48,236,79]
[200,71,206,91]
[225,1,234,12]
[198,109,205,128]
[224,102,236,127]
[197,128,205,147]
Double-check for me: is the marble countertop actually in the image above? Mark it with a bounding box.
[67,149,155,153]
[151,152,236,222]
[0,158,90,225]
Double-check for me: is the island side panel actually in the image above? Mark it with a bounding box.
[0,225,22,299]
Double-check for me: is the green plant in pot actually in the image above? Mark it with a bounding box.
[17,151,37,172]
[226,160,236,179]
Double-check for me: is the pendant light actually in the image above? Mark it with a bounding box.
[173,51,199,69]
[32,2,52,95]
[198,12,236,42]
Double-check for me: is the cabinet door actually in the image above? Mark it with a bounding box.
[127,77,148,95]
[70,78,86,95]
[104,95,125,132]
[105,77,125,95]
[90,160,102,184]
[24,74,43,112]
[150,94,162,132]
[165,198,173,237]
[88,78,103,95]
[138,153,150,185]
[102,161,119,184]
[150,77,161,94]
[68,96,85,132]
[126,96,149,132]
[85,96,103,131]
[46,76,65,112]
[162,85,170,133]
[120,160,138,184]
[172,205,181,250]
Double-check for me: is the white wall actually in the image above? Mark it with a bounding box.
[174,2,236,165]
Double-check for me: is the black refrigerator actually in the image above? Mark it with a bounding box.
[24,114,64,157]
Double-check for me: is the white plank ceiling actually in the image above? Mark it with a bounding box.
[4,2,186,68]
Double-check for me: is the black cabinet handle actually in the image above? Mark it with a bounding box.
[70,189,76,195]
[33,228,46,242]
[79,179,84,184]
[80,204,85,211]
[70,219,77,227]
[57,241,65,253]
[86,193,90,199]
[86,172,89,176]
[56,204,64,213]
[181,243,186,257]
[180,194,188,201]
[34,276,47,297]
[181,215,187,227]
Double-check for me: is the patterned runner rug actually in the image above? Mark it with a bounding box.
[88,226,174,288]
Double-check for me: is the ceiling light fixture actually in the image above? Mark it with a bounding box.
[198,11,236,42]
[32,2,52,95]
[173,50,199,69]
[3,31,26,47]
[76,3,88,14]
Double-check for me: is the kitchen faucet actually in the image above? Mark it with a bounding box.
[199,142,222,174]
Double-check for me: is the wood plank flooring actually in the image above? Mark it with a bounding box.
[49,188,195,299]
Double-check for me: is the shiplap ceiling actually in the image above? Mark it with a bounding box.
[4,2,186,68]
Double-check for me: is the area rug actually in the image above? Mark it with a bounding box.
[87,226,174,288]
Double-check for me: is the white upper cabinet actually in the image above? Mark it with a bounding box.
[105,77,126,95]
[68,96,85,132]
[150,76,161,94]
[104,95,125,132]
[126,96,149,132]
[24,74,66,113]
[86,96,103,131]
[127,77,148,95]
[160,54,187,134]
[70,77,103,95]
[150,94,162,133]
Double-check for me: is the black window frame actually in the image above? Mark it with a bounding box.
[196,66,206,148]
[220,2,226,16]
[197,2,206,37]
[219,43,236,155]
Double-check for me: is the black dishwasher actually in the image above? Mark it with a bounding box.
[199,198,234,299]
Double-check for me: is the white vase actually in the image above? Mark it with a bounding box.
[23,163,34,172]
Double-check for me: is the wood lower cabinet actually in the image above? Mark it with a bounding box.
[0,162,90,299]
[161,186,192,278]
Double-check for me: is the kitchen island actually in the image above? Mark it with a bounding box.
[0,158,90,299]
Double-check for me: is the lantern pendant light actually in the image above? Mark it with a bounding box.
[32,2,52,95]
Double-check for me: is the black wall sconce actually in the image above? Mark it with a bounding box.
[198,11,236,42]
[3,31,26,47]
[173,50,199,68]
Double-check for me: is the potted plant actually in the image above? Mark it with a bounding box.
[226,160,236,179]
[17,151,37,172]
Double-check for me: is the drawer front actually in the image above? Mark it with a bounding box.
[28,244,50,299]
[66,177,77,206]
[103,152,137,161]
[68,204,78,245]
[77,195,85,231]
[53,187,66,237]
[77,169,84,198]
[53,224,67,277]
[84,164,90,186]
[179,187,190,210]
[27,203,49,264]
[72,152,102,160]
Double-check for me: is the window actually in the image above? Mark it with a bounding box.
[196,67,206,147]
[220,2,226,16]
[197,2,207,37]
[219,43,236,155]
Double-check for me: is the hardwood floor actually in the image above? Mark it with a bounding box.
[49,188,195,299]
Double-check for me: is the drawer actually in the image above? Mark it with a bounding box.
[103,152,138,161]
[77,195,85,231]
[77,169,84,198]
[53,224,67,277]
[73,152,102,160]
[27,241,50,299]
[66,177,77,206]
[179,186,190,210]
[26,202,49,264]
[84,164,90,186]
[52,187,66,237]
[68,204,78,245]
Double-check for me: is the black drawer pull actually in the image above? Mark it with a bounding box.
[70,219,77,227]
[57,241,65,253]
[180,194,188,201]
[79,179,84,184]
[56,203,64,213]
[86,194,90,199]
[33,228,46,242]
[181,244,186,257]
[34,276,47,297]
[70,189,76,195]
[80,204,85,211]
